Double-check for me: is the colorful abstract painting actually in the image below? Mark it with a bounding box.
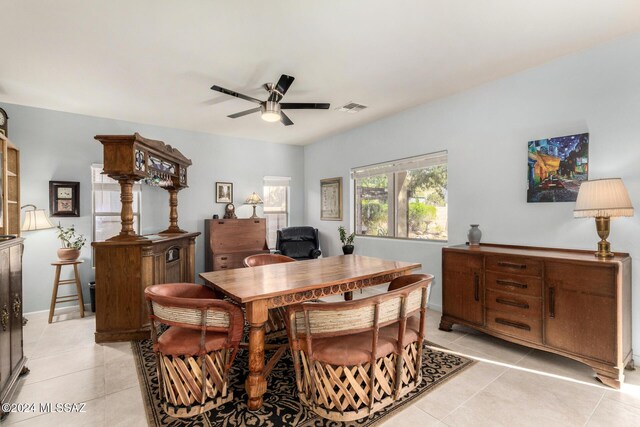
[527,133,589,203]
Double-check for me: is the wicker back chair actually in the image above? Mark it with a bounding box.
[287,274,432,422]
[243,253,296,338]
[145,283,244,418]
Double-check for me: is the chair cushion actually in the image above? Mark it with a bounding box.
[300,315,423,366]
[156,326,229,356]
[280,241,317,259]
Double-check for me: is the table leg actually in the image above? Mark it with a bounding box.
[49,265,61,324]
[245,300,268,411]
[73,263,85,318]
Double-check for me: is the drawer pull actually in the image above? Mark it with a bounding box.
[495,297,529,309]
[497,261,527,269]
[495,317,531,331]
[474,273,480,302]
[221,257,228,260]
[549,287,556,318]
[495,279,527,289]
[220,265,228,269]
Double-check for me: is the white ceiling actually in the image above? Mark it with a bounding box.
[1,1,640,145]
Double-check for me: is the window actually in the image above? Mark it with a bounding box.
[353,151,447,241]
[263,176,290,249]
[91,164,141,245]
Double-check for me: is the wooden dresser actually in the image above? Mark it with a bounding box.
[439,243,632,388]
[205,218,269,271]
[0,238,27,419]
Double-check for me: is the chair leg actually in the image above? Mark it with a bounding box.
[48,265,61,323]
[73,263,85,318]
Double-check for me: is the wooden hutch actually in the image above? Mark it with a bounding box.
[92,133,199,343]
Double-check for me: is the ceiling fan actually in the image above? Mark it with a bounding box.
[210,74,330,126]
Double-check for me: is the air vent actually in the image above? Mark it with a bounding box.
[336,102,367,113]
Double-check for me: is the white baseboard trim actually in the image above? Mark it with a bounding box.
[24,304,92,317]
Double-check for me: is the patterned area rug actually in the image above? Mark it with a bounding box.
[133,338,473,427]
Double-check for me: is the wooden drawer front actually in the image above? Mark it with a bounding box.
[546,262,615,298]
[485,271,542,297]
[486,309,542,344]
[213,254,245,270]
[486,289,541,317]
[485,256,542,277]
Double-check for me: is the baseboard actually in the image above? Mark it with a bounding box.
[427,302,442,313]
[24,304,92,317]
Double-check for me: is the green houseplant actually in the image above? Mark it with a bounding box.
[338,225,355,255]
[56,225,86,261]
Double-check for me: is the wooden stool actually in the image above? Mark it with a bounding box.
[49,260,85,323]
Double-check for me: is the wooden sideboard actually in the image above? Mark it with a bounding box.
[439,243,632,388]
[204,218,269,271]
[94,232,199,343]
[0,238,27,420]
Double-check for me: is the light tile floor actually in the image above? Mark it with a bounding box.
[4,286,640,426]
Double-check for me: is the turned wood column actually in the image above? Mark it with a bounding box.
[245,300,268,410]
[160,188,186,234]
[115,178,138,239]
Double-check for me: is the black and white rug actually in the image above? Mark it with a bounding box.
[133,338,473,427]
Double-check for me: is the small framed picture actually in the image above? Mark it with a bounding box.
[49,181,80,217]
[216,182,233,204]
[320,177,343,221]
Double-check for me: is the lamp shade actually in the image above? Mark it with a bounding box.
[244,192,264,205]
[574,178,634,218]
[21,205,55,231]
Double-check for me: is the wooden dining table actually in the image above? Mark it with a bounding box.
[199,254,422,410]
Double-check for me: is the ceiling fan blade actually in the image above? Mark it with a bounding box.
[280,103,330,109]
[227,107,261,119]
[280,112,294,126]
[269,74,295,102]
[211,85,262,104]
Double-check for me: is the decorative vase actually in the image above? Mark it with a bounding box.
[57,248,80,261]
[467,225,482,246]
[342,245,354,255]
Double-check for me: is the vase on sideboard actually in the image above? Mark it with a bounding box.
[467,224,482,246]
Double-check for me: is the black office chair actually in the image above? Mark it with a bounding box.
[275,227,322,260]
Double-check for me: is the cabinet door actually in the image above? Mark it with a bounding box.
[442,251,484,325]
[0,247,10,392]
[544,262,616,363]
[9,243,23,370]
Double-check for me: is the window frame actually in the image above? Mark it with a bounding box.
[352,151,448,243]
[263,176,291,249]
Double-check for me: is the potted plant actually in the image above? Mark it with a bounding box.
[56,225,86,261]
[338,225,355,255]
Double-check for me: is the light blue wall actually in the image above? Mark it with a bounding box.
[1,103,305,313]
[303,34,640,353]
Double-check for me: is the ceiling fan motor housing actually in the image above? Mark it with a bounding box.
[261,101,281,122]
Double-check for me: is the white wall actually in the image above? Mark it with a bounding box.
[304,34,640,354]
[1,103,305,313]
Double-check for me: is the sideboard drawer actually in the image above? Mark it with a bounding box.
[486,289,541,317]
[485,271,542,297]
[213,254,245,270]
[486,309,542,344]
[485,255,542,277]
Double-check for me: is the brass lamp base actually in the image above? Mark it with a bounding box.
[249,205,259,219]
[594,216,614,258]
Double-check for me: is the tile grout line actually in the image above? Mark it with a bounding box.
[582,391,606,427]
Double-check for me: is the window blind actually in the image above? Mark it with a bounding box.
[351,151,448,180]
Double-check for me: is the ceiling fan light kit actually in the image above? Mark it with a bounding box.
[211,74,330,126]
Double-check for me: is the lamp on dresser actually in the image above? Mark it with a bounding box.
[574,178,634,258]
[244,192,263,219]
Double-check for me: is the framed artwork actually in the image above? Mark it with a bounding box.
[527,133,589,203]
[216,182,233,203]
[49,181,80,217]
[320,177,343,221]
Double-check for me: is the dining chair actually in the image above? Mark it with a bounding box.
[243,253,296,339]
[286,273,432,421]
[145,283,244,418]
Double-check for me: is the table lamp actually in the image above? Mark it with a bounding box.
[573,178,634,258]
[244,192,263,219]
[21,204,55,231]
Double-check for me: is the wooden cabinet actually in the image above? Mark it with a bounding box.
[204,219,269,271]
[93,232,199,343]
[442,251,483,326]
[0,238,27,420]
[440,243,632,388]
[0,134,20,237]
